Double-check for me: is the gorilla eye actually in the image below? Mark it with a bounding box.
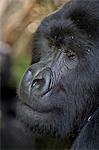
[65,50,76,59]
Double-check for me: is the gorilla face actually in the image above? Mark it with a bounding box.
[17,0,99,138]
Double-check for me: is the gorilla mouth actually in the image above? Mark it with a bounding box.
[22,101,54,114]
[18,84,54,114]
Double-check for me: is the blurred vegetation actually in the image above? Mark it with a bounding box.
[12,52,31,85]
[0,0,69,87]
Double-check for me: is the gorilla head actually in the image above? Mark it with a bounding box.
[17,0,99,139]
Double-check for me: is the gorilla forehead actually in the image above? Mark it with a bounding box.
[33,17,95,60]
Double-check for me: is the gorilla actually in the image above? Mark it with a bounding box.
[16,0,99,149]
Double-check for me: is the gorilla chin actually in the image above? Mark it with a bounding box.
[17,80,73,138]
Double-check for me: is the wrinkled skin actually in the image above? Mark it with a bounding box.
[17,0,99,149]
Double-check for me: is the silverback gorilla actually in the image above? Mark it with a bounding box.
[17,0,99,149]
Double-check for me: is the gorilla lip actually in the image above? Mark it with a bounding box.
[22,102,54,114]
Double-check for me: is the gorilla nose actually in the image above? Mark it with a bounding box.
[31,67,52,96]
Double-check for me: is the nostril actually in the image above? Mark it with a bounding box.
[30,68,52,96]
[31,78,45,88]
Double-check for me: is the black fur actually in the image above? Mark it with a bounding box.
[72,109,99,150]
